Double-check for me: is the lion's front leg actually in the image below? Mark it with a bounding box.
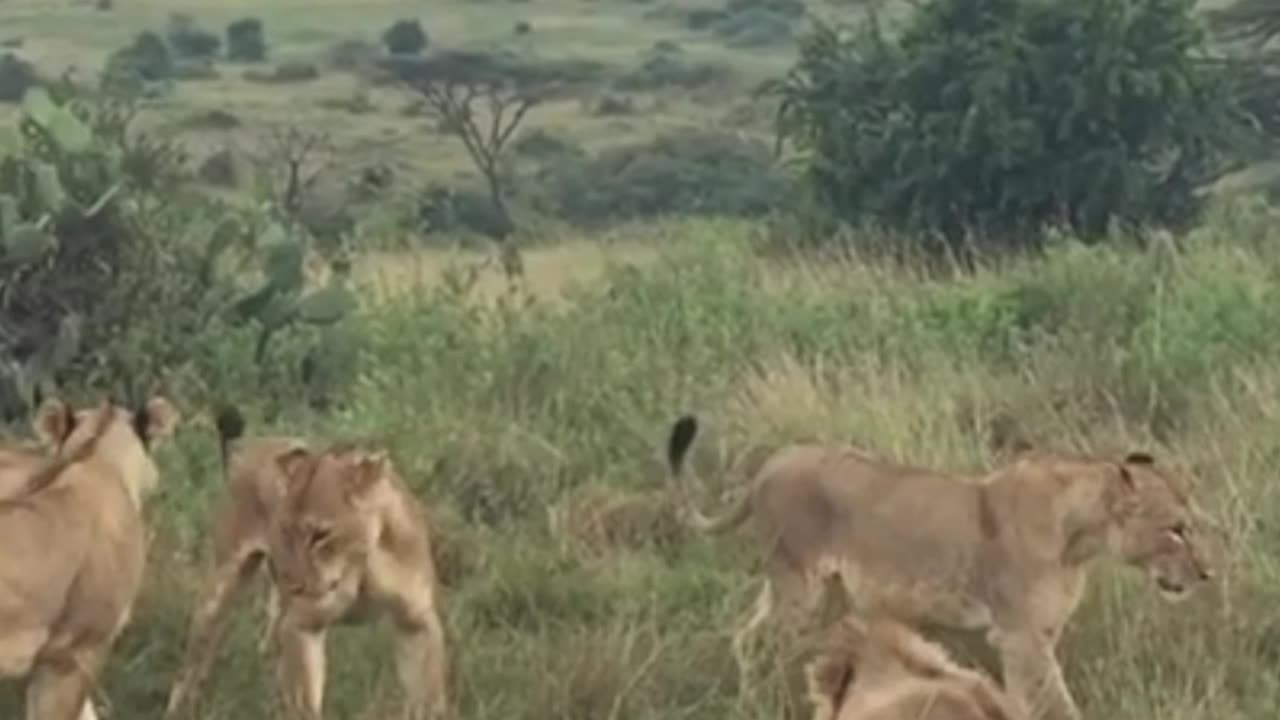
[275,618,328,720]
[992,628,1081,720]
[389,590,450,720]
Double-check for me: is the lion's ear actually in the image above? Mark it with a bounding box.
[346,450,390,501]
[33,399,76,447]
[1116,464,1137,491]
[138,396,181,443]
[1124,451,1155,466]
[275,447,316,490]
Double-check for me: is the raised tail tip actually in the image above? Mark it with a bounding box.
[214,404,246,443]
[667,414,699,472]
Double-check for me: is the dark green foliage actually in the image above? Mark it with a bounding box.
[226,17,267,62]
[382,18,429,55]
[166,13,222,59]
[416,185,516,240]
[772,0,1254,251]
[102,31,174,90]
[514,129,585,161]
[0,53,37,103]
[540,129,786,226]
[0,88,360,421]
[0,89,215,415]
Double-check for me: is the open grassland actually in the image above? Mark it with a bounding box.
[0,0,813,179]
[0,202,1275,718]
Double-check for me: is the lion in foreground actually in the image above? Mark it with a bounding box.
[807,614,1023,720]
[165,408,448,720]
[0,395,180,720]
[665,415,1215,720]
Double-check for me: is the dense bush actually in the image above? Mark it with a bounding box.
[166,13,222,59]
[0,52,37,102]
[226,17,267,62]
[539,129,787,225]
[382,18,429,55]
[102,31,174,90]
[416,184,515,240]
[0,89,358,420]
[772,0,1254,251]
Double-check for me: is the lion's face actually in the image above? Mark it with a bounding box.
[269,446,390,599]
[1110,454,1214,602]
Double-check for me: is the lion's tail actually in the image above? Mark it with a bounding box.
[666,414,751,535]
[213,404,246,476]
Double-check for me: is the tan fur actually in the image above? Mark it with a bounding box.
[665,416,1215,720]
[807,614,1023,720]
[549,484,686,555]
[165,410,448,720]
[0,443,49,499]
[0,395,180,720]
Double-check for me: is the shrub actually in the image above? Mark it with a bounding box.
[102,31,174,91]
[540,129,787,225]
[226,17,267,62]
[416,185,515,240]
[166,13,221,59]
[244,62,319,84]
[382,19,429,55]
[0,52,37,103]
[325,38,382,73]
[514,129,586,161]
[772,0,1254,252]
[614,51,730,92]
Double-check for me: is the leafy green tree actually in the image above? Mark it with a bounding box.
[772,0,1256,252]
[382,19,429,56]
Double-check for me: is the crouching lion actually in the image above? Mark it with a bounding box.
[164,407,448,720]
[665,414,1215,720]
[0,395,180,720]
[807,614,1022,720]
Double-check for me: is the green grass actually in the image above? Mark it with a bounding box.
[0,0,808,181]
[2,199,1275,718]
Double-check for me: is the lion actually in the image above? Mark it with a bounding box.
[164,407,448,720]
[0,401,96,499]
[665,414,1215,720]
[548,483,687,556]
[807,614,1023,720]
[0,394,180,720]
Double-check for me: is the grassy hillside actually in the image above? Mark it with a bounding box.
[1,201,1272,718]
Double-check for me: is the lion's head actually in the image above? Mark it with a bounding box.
[268,444,394,599]
[1107,452,1214,602]
[30,395,180,499]
[807,615,1021,720]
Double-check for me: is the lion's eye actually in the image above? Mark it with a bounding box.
[1168,523,1187,540]
[309,527,333,547]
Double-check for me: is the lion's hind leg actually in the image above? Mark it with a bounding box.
[164,548,264,719]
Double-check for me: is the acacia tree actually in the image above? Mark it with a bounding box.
[252,123,334,220]
[385,51,559,279]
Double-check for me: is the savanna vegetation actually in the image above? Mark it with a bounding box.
[1,0,1279,718]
